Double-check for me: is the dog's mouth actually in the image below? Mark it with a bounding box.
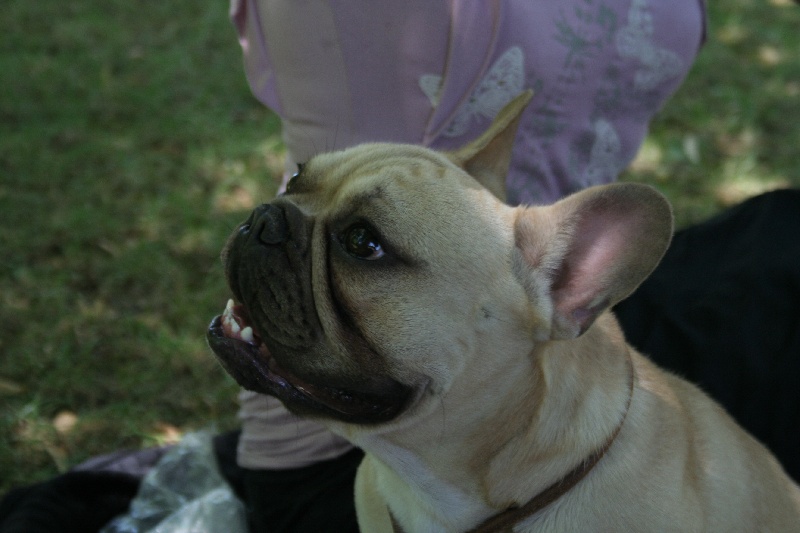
[207,299,407,424]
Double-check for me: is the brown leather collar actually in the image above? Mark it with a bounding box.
[391,350,635,533]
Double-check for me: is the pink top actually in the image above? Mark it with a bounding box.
[231,0,705,204]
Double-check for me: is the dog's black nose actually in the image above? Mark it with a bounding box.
[251,204,287,245]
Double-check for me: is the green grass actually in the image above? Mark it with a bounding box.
[621,0,800,224]
[1,0,799,496]
[0,0,282,492]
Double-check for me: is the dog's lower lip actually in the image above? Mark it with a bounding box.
[207,309,407,423]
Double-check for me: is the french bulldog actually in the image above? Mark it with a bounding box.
[207,92,800,532]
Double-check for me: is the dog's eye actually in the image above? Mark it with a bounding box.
[343,225,385,260]
[285,163,305,194]
[285,175,299,194]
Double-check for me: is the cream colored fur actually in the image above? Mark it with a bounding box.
[276,93,800,531]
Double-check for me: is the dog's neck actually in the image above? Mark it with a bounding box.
[353,314,636,531]
[460,345,634,532]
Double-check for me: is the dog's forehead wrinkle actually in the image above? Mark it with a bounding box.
[341,161,446,204]
[310,143,447,184]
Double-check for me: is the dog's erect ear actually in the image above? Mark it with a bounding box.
[446,90,533,202]
[513,183,673,340]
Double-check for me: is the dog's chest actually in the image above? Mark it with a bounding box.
[364,442,494,531]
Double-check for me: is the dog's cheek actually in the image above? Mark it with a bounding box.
[322,260,402,368]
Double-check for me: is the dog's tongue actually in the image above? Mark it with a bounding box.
[221,299,259,345]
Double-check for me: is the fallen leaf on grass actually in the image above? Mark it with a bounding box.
[151,422,183,445]
[0,377,25,395]
[52,410,79,435]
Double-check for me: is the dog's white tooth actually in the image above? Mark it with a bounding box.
[231,320,241,335]
[241,326,254,344]
[226,299,235,312]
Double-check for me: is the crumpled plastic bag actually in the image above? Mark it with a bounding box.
[100,431,247,533]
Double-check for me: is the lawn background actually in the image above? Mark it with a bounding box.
[2,0,799,496]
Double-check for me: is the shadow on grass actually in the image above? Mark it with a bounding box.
[621,0,800,226]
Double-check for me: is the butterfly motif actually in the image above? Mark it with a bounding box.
[616,0,683,91]
[419,46,525,138]
[581,118,622,186]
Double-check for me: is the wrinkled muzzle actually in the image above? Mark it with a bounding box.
[207,201,411,424]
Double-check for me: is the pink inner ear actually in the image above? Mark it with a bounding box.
[516,183,671,339]
[552,210,632,326]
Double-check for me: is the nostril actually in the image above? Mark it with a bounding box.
[253,204,288,245]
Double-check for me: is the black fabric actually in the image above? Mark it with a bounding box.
[0,471,139,533]
[240,448,363,533]
[615,189,800,482]
[213,430,248,501]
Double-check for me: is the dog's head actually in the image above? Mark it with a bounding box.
[207,92,673,427]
